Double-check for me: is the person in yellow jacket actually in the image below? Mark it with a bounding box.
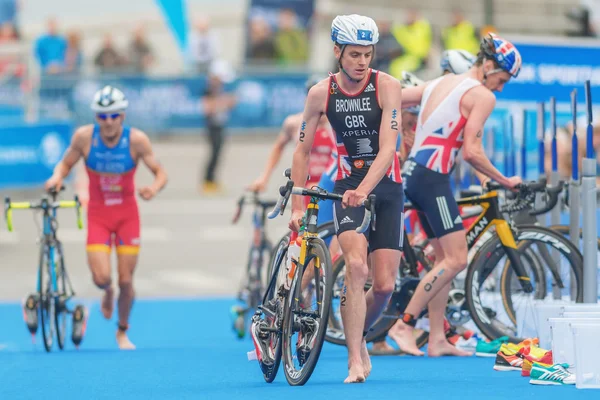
[389,9,432,78]
[442,10,480,55]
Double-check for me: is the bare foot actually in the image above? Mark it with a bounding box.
[344,362,366,384]
[361,340,372,378]
[101,288,114,320]
[427,340,473,357]
[388,323,425,356]
[116,330,136,350]
[371,341,396,354]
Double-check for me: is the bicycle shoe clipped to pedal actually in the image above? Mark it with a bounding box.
[23,294,39,335]
[296,316,318,367]
[230,305,247,339]
[250,315,276,375]
[71,305,88,347]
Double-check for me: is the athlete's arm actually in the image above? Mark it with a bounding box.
[354,74,402,197]
[399,84,427,109]
[45,126,88,191]
[473,170,490,187]
[250,115,298,192]
[462,89,516,188]
[288,82,327,230]
[132,129,168,200]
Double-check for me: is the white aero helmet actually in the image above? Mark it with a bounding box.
[90,85,128,113]
[400,71,425,88]
[331,14,379,47]
[440,49,476,75]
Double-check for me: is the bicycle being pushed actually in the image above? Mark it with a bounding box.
[249,168,375,386]
[4,187,88,352]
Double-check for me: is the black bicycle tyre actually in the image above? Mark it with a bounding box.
[260,234,289,384]
[500,226,583,327]
[550,224,600,250]
[282,238,333,386]
[38,243,54,352]
[325,256,429,349]
[55,242,68,350]
[465,225,583,342]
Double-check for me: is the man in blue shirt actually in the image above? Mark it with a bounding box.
[34,18,67,74]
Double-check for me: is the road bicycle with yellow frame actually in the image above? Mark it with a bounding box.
[249,169,375,386]
[4,187,87,352]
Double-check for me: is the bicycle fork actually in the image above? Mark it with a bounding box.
[495,221,534,294]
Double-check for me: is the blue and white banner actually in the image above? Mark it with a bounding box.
[29,74,310,134]
[248,0,315,28]
[0,121,72,189]
[498,37,600,104]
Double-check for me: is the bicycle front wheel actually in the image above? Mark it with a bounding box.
[282,238,333,386]
[465,225,583,342]
[38,243,55,352]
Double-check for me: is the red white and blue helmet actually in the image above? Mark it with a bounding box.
[480,33,522,78]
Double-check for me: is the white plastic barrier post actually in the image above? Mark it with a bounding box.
[582,81,598,303]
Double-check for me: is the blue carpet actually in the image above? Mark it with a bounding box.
[0,298,598,399]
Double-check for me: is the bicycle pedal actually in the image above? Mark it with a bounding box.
[297,345,311,366]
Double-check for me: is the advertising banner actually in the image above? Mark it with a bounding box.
[498,37,600,104]
[0,121,73,189]
[33,73,311,134]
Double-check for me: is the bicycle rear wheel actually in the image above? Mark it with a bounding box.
[465,225,583,342]
[38,243,55,352]
[282,238,333,386]
[54,242,68,350]
[326,256,429,349]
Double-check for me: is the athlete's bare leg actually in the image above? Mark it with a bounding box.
[387,240,444,355]
[390,231,468,356]
[338,231,369,383]
[87,250,113,319]
[115,251,138,350]
[360,249,400,375]
[329,235,342,261]
[426,281,471,357]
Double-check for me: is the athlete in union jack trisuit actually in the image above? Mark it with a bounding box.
[388,33,523,357]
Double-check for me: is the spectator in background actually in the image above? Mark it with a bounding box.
[0,0,18,38]
[34,17,67,75]
[247,16,276,63]
[371,20,404,74]
[274,8,308,66]
[200,60,237,195]
[442,10,480,55]
[187,17,218,74]
[127,25,153,74]
[389,9,431,77]
[64,30,83,74]
[0,21,21,76]
[94,33,125,74]
[0,20,16,42]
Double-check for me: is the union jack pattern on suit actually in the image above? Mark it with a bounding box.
[413,117,467,174]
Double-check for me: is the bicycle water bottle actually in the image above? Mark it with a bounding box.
[285,231,301,290]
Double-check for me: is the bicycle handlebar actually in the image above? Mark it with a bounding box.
[232,191,278,224]
[528,180,564,216]
[268,169,376,234]
[4,191,83,232]
[484,178,564,216]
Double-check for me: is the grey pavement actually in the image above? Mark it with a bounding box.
[0,135,294,302]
